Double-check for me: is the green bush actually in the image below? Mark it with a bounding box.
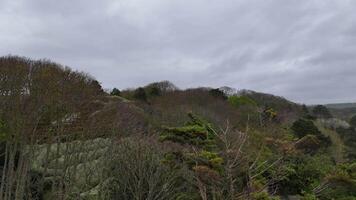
[276,155,328,195]
[209,88,227,100]
[110,88,121,96]
[133,87,147,101]
[301,193,317,200]
[228,95,257,108]
[148,85,161,96]
[319,163,356,199]
[252,191,280,200]
[291,119,321,138]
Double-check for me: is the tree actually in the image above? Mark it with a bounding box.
[312,105,332,119]
[110,88,121,96]
[228,95,257,108]
[133,87,147,101]
[148,86,161,97]
[291,119,321,138]
[349,115,356,128]
[0,56,104,199]
[276,155,326,195]
[209,88,227,100]
[101,136,186,200]
[302,104,309,114]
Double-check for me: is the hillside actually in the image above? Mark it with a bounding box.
[0,56,355,200]
[325,103,356,121]
[326,103,356,109]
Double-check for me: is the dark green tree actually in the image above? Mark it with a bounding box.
[110,88,121,96]
[148,86,161,97]
[302,104,309,114]
[312,105,332,119]
[133,87,147,101]
[291,119,321,138]
[209,88,227,100]
[276,155,325,195]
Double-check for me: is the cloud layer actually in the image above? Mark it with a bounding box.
[1,0,356,104]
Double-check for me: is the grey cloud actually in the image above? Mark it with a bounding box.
[0,0,356,104]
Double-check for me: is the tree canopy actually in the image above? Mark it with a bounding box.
[312,105,332,119]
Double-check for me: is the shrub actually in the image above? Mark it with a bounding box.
[133,87,147,101]
[228,95,257,107]
[291,119,321,138]
[148,85,161,96]
[294,135,321,154]
[301,193,318,200]
[318,163,356,199]
[209,88,227,100]
[350,115,356,128]
[263,108,278,121]
[252,191,280,200]
[276,155,325,195]
[312,105,332,119]
[110,88,121,96]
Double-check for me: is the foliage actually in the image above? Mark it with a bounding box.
[276,155,331,195]
[148,85,162,96]
[350,115,356,128]
[294,135,322,154]
[252,191,280,200]
[313,105,333,119]
[291,119,331,151]
[228,95,257,108]
[160,113,217,149]
[241,90,303,123]
[262,107,278,122]
[209,88,227,100]
[186,150,224,173]
[291,119,321,138]
[336,127,356,160]
[133,87,147,101]
[2,56,356,199]
[0,119,7,141]
[102,137,189,200]
[110,88,121,96]
[302,104,309,114]
[301,193,318,200]
[145,81,178,92]
[318,163,356,199]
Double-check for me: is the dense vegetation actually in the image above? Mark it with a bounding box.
[0,56,355,200]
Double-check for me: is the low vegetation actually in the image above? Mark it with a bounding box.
[0,56,355,199]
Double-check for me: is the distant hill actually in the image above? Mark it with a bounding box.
[326,103,356,120]
[326,103,356,109]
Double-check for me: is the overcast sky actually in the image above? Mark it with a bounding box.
[1,0,356,104]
